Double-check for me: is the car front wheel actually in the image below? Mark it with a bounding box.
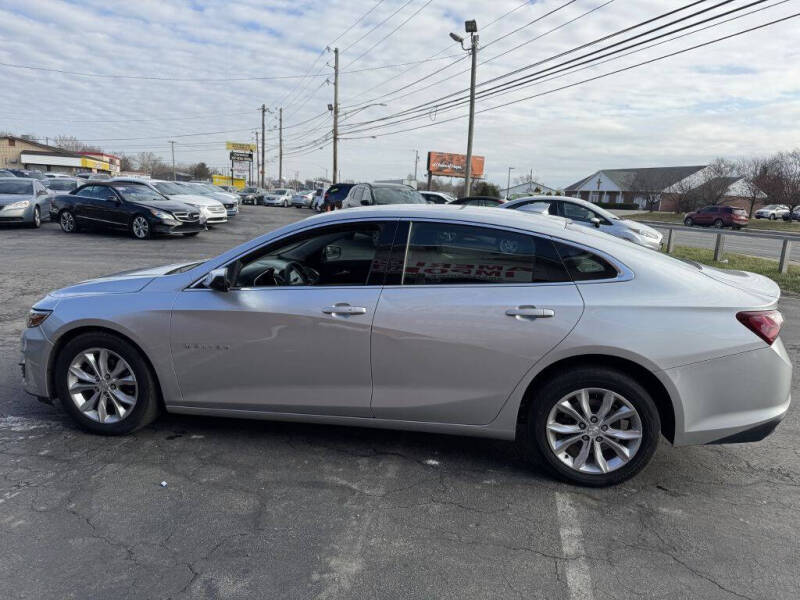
[527,367,660,486]
[683,217,693,226]
[769,214,776,220]
[713,219,724,228]
[54,332,161,435]
[60,210,78,233]
[131,215,151,239]
[29,206,41,228]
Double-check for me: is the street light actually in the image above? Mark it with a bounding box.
[506,166,514,200]
[450,20,478,196]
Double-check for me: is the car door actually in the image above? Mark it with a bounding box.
[71,185,105,225]
[370,220,584,425]
[170,220,397,416]
[694,207,714,225]
[558,200,614,234]
[93,186,129,229]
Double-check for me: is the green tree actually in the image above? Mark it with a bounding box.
[471,181,501,198]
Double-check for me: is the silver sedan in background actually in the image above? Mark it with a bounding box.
[503,195,663,250]
[0,177,51,227]
[20,205,790,486]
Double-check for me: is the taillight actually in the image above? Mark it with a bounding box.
[736,310,783,345]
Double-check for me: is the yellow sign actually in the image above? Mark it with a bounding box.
[80,157,111,171]
[226,141,257,152]
[212,174,246,189]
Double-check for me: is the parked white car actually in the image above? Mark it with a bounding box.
[755,204,790,220]
[263,188,294,207]
[112,178,227,225]
[502,195,663,250]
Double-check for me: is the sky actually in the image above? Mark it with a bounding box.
[0,0,798,188]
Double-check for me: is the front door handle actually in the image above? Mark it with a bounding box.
[322,303,368,316]
[505,306,555,319]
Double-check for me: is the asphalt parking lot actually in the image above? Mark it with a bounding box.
[1,206,798,600]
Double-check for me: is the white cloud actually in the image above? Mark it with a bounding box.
[0,0,798,187]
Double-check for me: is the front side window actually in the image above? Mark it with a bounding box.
[561,201,603,224]
[229,222,395,288]
[401,222,570,285]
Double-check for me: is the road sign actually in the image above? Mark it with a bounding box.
[230,151,253,162]
[226,142,257,152]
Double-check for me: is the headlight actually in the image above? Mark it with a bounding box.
[8,200,30,210]
[149,208,175,221]
[27,308,51,328]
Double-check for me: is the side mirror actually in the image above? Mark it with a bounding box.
[590,217,601,228]
[360,199,371,206]
[201,267,230,292]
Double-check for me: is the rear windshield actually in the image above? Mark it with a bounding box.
[0,180,33,194]
[326,185,353,200]
[46,179,78,191]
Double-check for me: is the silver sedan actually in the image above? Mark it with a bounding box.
[20,205,790,486]
[502,195,663,250]
[0,177,51,227]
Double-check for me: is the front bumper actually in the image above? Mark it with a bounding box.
[21,325,54,398]
[0,205,34,223]
[152,220,205,235]
[224,204,239,216]
[663,340,792,446]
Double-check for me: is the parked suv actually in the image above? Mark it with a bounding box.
[755,204,790,220]
[684,205,748,229]
[321,183,355,210]
[341,183,426,208]
[782,207,800,221]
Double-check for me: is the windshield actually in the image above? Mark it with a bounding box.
[273,189,290,195]
[762,205,780,210]
[45,179,78,191]
[0,180,33,194]
[184,183,214,196]
[373,187,426,205]
[113,184,168,203]
[153,181,188,195]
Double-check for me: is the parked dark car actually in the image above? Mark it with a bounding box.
[322,183,356,210]
[683,205,748,229]
[340,183,426,209]
[50,181,204,239]
[451,196,505,207]
[782,207,800,221]
[238,186,266,205]
[8,169,47,180]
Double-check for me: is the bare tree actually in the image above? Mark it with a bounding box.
[737,156,769,216]
[135,152,164,175]
[628,170,673,211]
[694,158,739,206]
[53,135,102,153]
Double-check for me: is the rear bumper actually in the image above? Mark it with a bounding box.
[663,340,792,446]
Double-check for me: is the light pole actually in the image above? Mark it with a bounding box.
[450,20,478,196]
[169,140,176,181]
[506,166,514,199]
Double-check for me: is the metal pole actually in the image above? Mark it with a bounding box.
[779,239,793,274]
[414,150,419,181]
[506,166,513,199]
[464,33,478,197]
[713,232,725,262]
[278,107,283,185]
[169,140,176,181]
[666,228,676,254]
[254,131,259,187]
[261,104,266,188]
[333,48,339,185]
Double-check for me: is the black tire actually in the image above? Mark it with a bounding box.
[769,214,776,220]
[60,210,78,233]
[29,206,41,228]
[713,218,724,228]
[54,331,161,435]
[526,367,661,487]
[130,214,151,239]
[683,217,693,227]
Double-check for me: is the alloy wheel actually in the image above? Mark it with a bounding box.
[32,206,41,227]
[545,388,643,475]
[66,348,138,424]
[132,216,150,239]
[60,211,75,232]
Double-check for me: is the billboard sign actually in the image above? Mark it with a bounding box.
[212,174,246,188]
[229,151,253,162]
[427,151,485,179]
[226,141,257,152]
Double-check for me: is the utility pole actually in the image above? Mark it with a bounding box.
[278,107,283,185]
[332,47,339,184]
[464,28,478,196]
[261,104,266,188]
[506,166,514,199]
[413,149,419,182]
[254,130,260,188]
[169,140,176,181]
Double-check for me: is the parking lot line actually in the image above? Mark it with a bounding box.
[556,492,594,600]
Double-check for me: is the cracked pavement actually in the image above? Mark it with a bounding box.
[1,207,798,599]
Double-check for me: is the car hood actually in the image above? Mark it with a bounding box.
[128,199,196,213]
[164,193,221,207]
[0,193,32,206]
[620,220,661,237]
[49,262,200,298]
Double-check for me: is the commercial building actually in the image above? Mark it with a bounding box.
[0,136,115,176]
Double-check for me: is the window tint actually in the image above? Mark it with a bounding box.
[561,201,599,223]
[230,222,395,288]
[401,222,570,285]
[553,242,619,281]
[94,186,118,200]
[515,201,551,214]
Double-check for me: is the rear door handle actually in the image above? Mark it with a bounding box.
[322,303,368,316]
[505,306,555,319]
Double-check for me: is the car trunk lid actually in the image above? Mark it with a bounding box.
[688,261,780,302]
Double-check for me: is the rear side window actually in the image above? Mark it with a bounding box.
[400,222,570,285]
[554,242,619,281]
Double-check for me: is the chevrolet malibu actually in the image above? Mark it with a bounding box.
[20,205,791,486]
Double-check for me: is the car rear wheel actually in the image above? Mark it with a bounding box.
[131,215,151,239]
[769,214,776,220]
[60,210,78,233]
[54,332,161,435]
[713,219,724,228]
[527,367,660,486]
[683,217,693,227]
